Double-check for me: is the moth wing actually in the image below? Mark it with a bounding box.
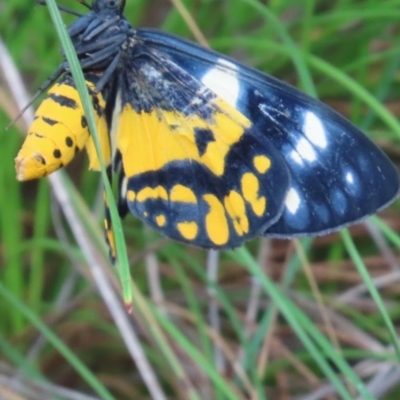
[111,46,290,248]
[135,29,400,237]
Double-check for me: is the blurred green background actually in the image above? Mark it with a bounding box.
[1,0,400,399]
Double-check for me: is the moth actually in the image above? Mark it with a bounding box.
[16,0,400,261]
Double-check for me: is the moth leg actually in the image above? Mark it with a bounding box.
[94,50,122,93]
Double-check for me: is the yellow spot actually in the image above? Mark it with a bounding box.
[224,191,249,236]
[156,214,166,227]
[137,186,168,202]
[170,185,197,203]
[253,155,271,174]
[203,194,229,246]
[114,97,251,179]
[241,173,266,216]
[177,221,198,240]
[104,218,109,230]
[127,190,136,202]
[144,212,148,217]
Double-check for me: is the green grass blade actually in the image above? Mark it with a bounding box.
[0,280,115,400]
[340,229,400,361]
[232,246,376,400]
[43,0,133,307]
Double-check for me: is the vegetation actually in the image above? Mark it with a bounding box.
[1,0,400,399]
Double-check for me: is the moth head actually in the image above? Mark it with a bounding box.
[92,0,125,13]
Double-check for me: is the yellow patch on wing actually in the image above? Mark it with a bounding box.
[127,190,136,202]
[203,194,229,246]
[114,96,251,180]
[15,78,110,181]
[170,184,197,203]
[137,186,168,202]
[156,214,166,227]
[84,110,110,171]
[253,155,271,174]
[224,190,249,236]
[177,221,198,240]
[241,173,266,216]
